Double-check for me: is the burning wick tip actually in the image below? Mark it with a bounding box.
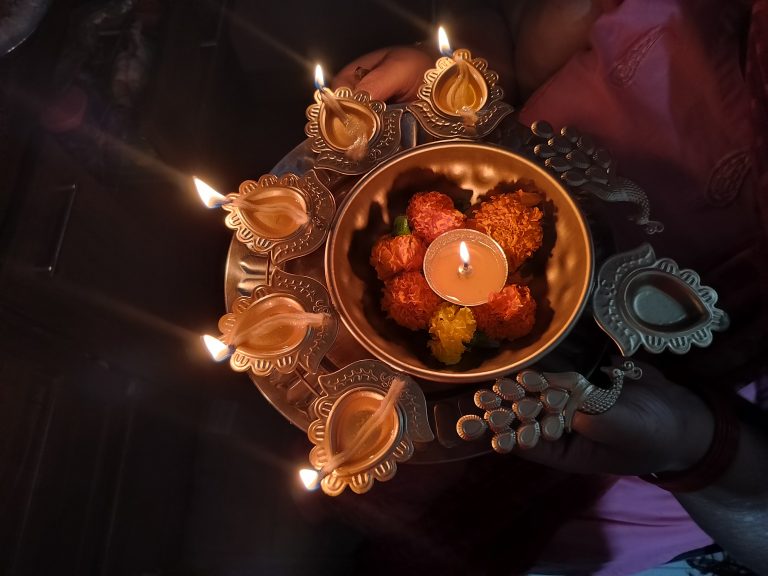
[299,468,326,491]
[202,334,233,362]
[193,177,231,209]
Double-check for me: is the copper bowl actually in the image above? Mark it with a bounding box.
[324,141,594,384]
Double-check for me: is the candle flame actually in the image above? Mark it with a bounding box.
[202,334,232,361]
[194,177,229,208]
[299,468,320,490]
[459,241,470,266]
[314,64,325,90]
[438,26,452,57]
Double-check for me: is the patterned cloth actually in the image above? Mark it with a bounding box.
[520,0,766,389]
[519,1,767,574]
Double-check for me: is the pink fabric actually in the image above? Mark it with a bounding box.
[519,1,761,574]
[520,0,765,390]
[535,477,712,575]
[520,0,755,275]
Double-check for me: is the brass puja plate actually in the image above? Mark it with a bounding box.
[325,141,594,384]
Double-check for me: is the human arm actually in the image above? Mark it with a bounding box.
[673,399,768,572]
[515,365,768,573]
[331,0,606,105]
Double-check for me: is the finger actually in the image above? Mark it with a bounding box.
[331,49,389,91]
[353,67,407,102]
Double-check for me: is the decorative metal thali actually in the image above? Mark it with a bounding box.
[215,52,728,494]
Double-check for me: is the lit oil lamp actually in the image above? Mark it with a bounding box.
[407,26,513,139]
[204,269,339,377]
[300,360,434,496]
[194,171,335,265]
[423,228,508,306]
[305,65,403,175]
[433,27,488,122]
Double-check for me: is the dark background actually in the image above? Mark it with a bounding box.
[0,1,437,574]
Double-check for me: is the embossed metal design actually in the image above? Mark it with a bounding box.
[217,268,338,377]
[526,121,664,234]
[407,49,513,139]
[592,243,729,356]
[307,360,434,495]
[221,171,335,264]
[305,88,403,175]
[456,361,641,452]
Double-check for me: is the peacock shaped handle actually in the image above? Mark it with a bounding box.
[456,360,642,453]
[525,120,664,234]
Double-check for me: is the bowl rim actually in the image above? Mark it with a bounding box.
[324,140,595,383]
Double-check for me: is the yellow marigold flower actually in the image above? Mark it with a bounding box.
[428,303,477,365]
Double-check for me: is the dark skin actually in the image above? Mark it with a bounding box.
[333,1,768,572]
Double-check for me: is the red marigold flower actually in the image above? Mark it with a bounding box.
[473,284,537,341]
[406,191,466,243]
[381,270,444,331]
[370,234,427,280]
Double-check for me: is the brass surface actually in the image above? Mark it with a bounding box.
[307,359,433,495]
[431,59,489,117]
[318,99,379,153]
[407,49,513,139]
[305,88,403,175]
[218,268,338,378]
[325,141,594,384]
[222,172,335,265]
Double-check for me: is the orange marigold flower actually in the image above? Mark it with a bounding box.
[381,271,443,331]
[406,191,466,243]
[473,284,537,341]
[370,234,427,280]
[468,191,543,271]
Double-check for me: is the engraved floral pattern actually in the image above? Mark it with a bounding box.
[221,171,335,265]
[305,88,403,175]
[215,269,338,377]
[306,360,433,496]
[407,49,513,139]
[592,243,729,356]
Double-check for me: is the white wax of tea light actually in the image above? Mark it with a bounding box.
[193,176,309,239]
[424,229,508,306]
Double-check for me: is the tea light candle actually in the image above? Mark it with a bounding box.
[423,229,508,306]
[194,176,309,240]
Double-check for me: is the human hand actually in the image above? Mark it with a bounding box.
[331,45,435,103]
[515,362,715,476]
